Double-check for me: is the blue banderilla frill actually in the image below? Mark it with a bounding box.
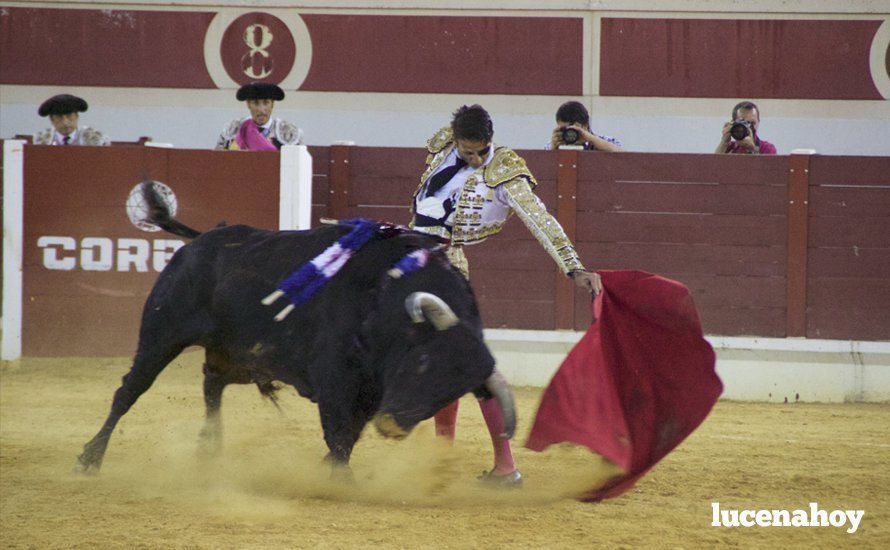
[262,219,438,321]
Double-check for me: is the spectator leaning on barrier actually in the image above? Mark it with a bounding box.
[216,82,303,151]
[35,94,109,146]
[716,101,777,155]
[409,104,602,487]
[547,101,623,152]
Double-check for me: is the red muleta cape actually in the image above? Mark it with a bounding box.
[526,270,723,501]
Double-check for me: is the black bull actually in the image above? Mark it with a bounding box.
[76,194,516,474]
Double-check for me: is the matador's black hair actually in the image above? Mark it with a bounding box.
[451,104,494,143]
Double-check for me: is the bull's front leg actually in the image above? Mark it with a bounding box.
[198,358,251,458]
[317,384,372,482]
[318,408,368,482]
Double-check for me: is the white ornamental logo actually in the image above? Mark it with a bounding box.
[242,23,275,79]
[126,181,177,232]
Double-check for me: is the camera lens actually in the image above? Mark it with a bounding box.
[729,122,749,141]
[562,127,580,145]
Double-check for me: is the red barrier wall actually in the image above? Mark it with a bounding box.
[806,156,890,340]
[312,147,890,341]
[8,145,889,358]
[572,152,788,335]
[19,145,280,356]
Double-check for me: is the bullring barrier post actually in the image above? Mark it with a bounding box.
[555,148,579,330]
[279,145,314,231]
[327,144,352,221]
[786,151,812,337]
[2,140,25,360]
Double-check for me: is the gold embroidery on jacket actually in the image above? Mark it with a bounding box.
[35,129,53,145]
[444,247,470,280]
[501,179,585,274]
[411,133,583,275]
[427,127,453,156]
[483,148,538,189]
[80,127,109,146]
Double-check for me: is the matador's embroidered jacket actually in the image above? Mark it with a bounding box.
[215,117,303,150]
[410,127,585,275]
[35,127,109,146]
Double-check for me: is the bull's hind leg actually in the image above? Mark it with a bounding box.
[75,345,185,474]
[198,352,251,457]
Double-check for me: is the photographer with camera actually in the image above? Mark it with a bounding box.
[716,101,777,155]
[548,101,623,152]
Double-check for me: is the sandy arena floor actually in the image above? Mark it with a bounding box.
[1,352,888,549]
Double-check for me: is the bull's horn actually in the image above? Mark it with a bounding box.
[405,292,458,331]
[485,370,516,439]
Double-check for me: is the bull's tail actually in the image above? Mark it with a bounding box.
[141,181,202,239]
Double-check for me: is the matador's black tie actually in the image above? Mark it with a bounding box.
[426,157,467,196]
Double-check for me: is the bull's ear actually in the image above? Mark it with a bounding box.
[405,292,458,331]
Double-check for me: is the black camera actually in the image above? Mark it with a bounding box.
[729,120,753,141]
[561,127,581,145]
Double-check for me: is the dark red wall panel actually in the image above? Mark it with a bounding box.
[567,152,792,336]
[299,15,582,95]
[806,154,890,340]
[600,18,884,99]
[0,8,216,88]
[0,8,582,95]
[808,156,890,187]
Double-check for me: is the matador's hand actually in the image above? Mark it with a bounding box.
[571,270,602,296]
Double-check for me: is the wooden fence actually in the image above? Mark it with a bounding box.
[311,146,890,340]
[2,143,888,357]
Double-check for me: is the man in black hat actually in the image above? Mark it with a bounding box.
[215,82,303,151]
[35,94,109,146]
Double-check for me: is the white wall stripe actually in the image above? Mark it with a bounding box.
[485,328,890,354]
[2,140,25,361]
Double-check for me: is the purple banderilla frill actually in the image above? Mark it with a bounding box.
[261,219,438,321]
[387,249,431,279]
[261,219,379,321]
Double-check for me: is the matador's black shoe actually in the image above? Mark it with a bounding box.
[477,469,523,488]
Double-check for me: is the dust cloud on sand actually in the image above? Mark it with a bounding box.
[2,354,889,548]
[69,356,620,511]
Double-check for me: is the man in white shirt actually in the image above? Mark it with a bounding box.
[35,94,109,146]
[216,82,303,150]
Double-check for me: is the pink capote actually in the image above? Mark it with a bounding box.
[235,119,278,151]
[526,270,723,501]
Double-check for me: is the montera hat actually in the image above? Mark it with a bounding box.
[236,82,285,101]
[38,94,89,117]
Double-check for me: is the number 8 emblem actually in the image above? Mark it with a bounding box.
[205,10,312,90]
[242,23,275,79]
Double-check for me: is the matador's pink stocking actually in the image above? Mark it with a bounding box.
[479,397,516,475]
